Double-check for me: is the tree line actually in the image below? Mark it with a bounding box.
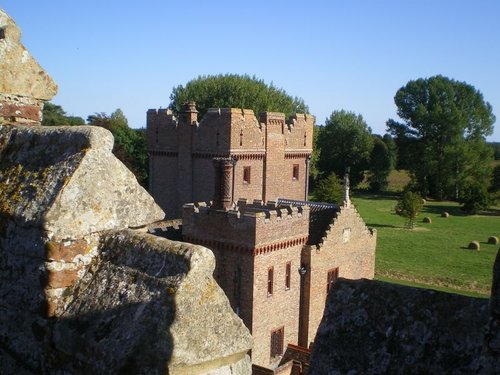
[42,103,148,187]
[43,74,498,214]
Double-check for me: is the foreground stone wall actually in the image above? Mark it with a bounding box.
[309,276,500,374]
[0,9,57,123]
[0,124,252,374]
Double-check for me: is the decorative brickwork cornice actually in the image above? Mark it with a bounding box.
[192,152,230,159]
[232,153,265,160]
[148,150,178,157]
[253,235,309,256]
[284,152,312,159]
[191,152,265,160]
[183,235,309,257]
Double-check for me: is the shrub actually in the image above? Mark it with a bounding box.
[460,183,490,214]
[468,241,480,250]
[395,191,424,229]
[441,212,449,218]
[423,217,432,223]
[488,236,499,245]
[314,173,344,203]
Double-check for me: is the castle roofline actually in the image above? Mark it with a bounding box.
[205,108,314,122]
[183,198,310,222]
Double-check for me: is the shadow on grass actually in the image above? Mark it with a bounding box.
[352,190,400,200]
[460,247,478,251]
[478,208,500,217]
[366,223,400,229]
[421,204,466,217]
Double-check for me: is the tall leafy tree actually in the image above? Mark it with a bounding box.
[367,136,394,191]
[308,125,322,192]
[42,102,85,126]
[316,110,373,187]
[387,75,495,200]
[88,109,148,187]
[169,74,308,119]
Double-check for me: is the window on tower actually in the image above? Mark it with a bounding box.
[267,266,274,296]
[270,327,284,357]
[243,166,251,184]
[285,262,291,290]
[293,164,299,180]
[326,267,339,294]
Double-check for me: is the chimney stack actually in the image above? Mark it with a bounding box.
[212,157,234,210]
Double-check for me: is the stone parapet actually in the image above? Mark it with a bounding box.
[0,122,251,374]
[309,277,500,374]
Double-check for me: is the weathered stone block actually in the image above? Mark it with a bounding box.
[0,9,57,100]
[45,239,89,262]
[45,267,82,288]
[51,230,252,374]
[0,124,165,240]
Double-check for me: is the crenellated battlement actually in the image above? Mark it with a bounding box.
[184,199,309,223]
[182,199,310,251]
[148,101,314,218]
[147,104,314,152]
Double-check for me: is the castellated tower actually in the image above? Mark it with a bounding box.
[148,102,376,372]
[183,198,310,369]
[147,103,314,219]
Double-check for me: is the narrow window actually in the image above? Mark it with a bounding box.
[285,262,291,290]
[0,28,5,40]
[292,164,299,180]
[233,266,241,313]
[243,166,251,184]
[216,130,220,146]
[240,129,244,146]
[326,267,339,294]
[267,267,274,296]
[270,327,284,357]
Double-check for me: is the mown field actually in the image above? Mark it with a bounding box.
[353,193,499,297]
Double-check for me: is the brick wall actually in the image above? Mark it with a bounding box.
[147,104,314,218]
[182,201,311,368]
[300,204,377,346]
[251,245,302,368]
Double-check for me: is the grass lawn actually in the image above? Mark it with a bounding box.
[353,192,500,297]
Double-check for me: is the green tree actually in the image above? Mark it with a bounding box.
[168,74,308,119]
[387,75,495,200]
[308,125,322,192]
[314,172,344,203]
[367,136,393,191]
[395,191,424,229]
[42,102,85,126]
[87,109,148,187]
[492,165,500,192]
[460,182,490,214]
[316,110,373,187]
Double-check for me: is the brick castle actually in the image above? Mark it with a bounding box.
[147,103,377,372]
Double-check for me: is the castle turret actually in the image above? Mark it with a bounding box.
[179,101,198,126]
[212,157,234,210]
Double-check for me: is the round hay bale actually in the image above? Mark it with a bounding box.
[488,236,499,245]
[423,217,432,223]
[468,241,480,251]
[441,211,449,218]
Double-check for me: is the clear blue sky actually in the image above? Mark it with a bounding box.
[3,0,500,140]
